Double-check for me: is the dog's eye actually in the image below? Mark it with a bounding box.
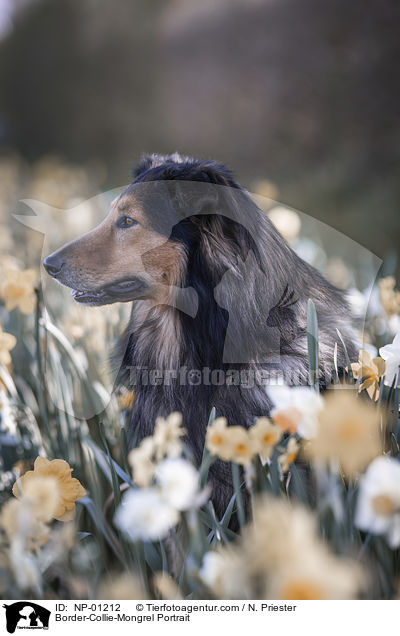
[117,216,138,229]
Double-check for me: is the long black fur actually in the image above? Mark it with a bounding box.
[116,153,356,516]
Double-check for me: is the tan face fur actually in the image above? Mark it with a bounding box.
[43,184,185,306]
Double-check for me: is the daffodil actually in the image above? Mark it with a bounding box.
[97,573,145,600]
[0,326,16,366]
[244,497,317,571]
[351,349,385,400]
[0,498,50,552]
[1,268,37,314]
[114,488,179,542]
[153,572,183,600]
[278,437,300,473]
[206,420,257,465]
[155,458,200,510]
[248,497,363,599]
[265,552,363,600]
[378,276,400,316]
[268,385,323,439]
[306,389,382,476]
[228,426,255,466]
[128,437,156,487]
[355,456,400,548]
[380,332,400,387]
[13,457,86,522]
[205,417,232,460]
[249,417,282,461]
[17,475,60,522]
[153,412,186,461]
[199,548,250,599]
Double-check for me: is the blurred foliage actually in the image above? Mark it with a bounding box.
[0,0,399,267]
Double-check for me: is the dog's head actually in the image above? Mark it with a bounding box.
[43,153,252,306]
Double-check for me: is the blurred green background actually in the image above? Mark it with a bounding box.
[0,0,399,265]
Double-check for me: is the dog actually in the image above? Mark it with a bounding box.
[44,153,356,516]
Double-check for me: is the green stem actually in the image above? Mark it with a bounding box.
[34,286,52,446]
[231,462,246,528]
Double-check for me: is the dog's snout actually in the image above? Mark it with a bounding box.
[43,255,64,277]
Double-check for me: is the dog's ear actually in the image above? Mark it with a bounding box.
[132,155,156,178]
[171,180,219,220]
[132,152,186,180]
[169,178,259,270]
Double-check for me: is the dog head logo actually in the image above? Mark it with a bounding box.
[2,602,50,633]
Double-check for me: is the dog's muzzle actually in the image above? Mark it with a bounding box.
[71,278,148,305]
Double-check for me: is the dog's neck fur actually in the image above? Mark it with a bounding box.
[116,212,355,461]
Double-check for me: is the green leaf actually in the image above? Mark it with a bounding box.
[220,492,237,528]
[143,541,162,573]
[289,462,309,505]
[79,495,124,563]
[101,428,122,508]
[307,298,319,390]
[336,328,354,381]
[199,407,217,488]
[231,462,246,528]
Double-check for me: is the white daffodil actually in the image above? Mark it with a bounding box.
[114,488,179,542]
[379,333,400,387]
[355,456,400,549]
[268,384,323,439]
[155,458,200,511]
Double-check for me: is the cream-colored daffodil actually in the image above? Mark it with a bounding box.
[249,417,282,461]
[0,325,17,366]
[1,268,37,314]
[351,349,385,400]
[13,457,86,522]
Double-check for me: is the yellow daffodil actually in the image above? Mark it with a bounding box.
[13,457,86,522]
[351,350,385,401]
[1,268,37,314]
[249,417,282,461]
[306,389,382,477]
[0,326,16,365]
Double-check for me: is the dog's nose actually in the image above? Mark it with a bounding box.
[43,255,64,277]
